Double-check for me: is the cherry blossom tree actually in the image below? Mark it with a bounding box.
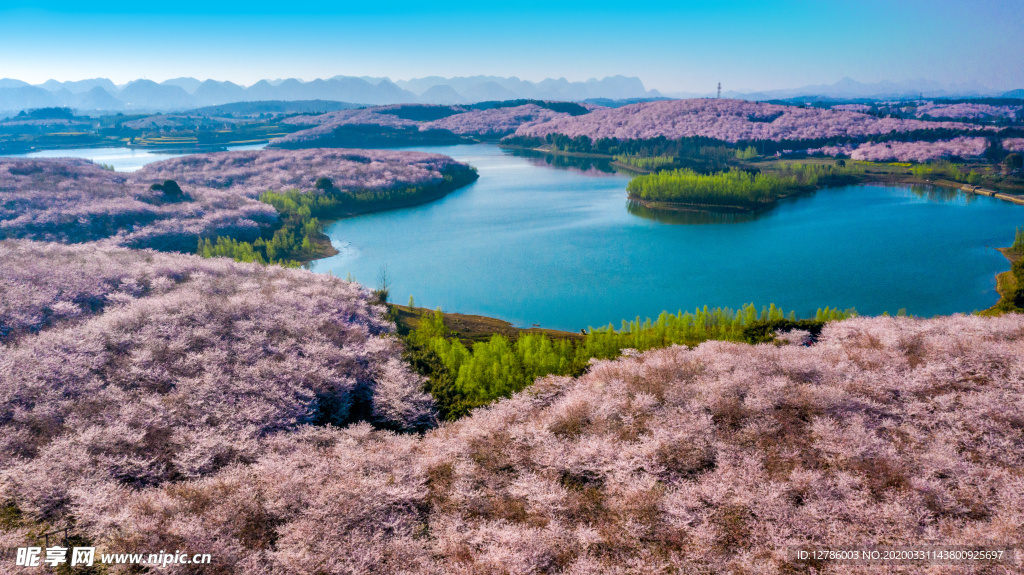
[810,137,989,162]
[513,99,986,142]
[4,274,1021,574]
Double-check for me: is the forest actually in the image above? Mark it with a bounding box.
[625,163,860,209]
[401,304,855,420]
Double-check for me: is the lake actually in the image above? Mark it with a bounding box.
[9,143,1019,330]
[309,144,1024,331]
[4,143,266,172]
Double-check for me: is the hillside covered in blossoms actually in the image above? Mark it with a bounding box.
[1,252,1021,574]
[513,99,984,143]
[0,241,433,532]
[272,102,588,147]
[266,98,1024,163]
[0,149,474,252]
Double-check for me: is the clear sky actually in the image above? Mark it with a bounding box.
[1,0,1021,93]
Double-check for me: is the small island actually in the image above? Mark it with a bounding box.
[625,165,845,212]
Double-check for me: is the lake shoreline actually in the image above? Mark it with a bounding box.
[500,143,1024,210]
[389,304,584,344]
[982,245,1022,315]
[293,167,480,264]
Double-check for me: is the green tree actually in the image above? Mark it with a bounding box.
[1004,153,1023,173]
[151,179,186,200]
[315,177,334,191]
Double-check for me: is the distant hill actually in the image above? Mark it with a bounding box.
[397,74,660,103]
[582,97,671,108]
[0,86,60,112]
[0,78,31,88]
[716,77,1003,101]
[118,80,196,110]
[418,84,464,105]
[161,77,203,93]
[187,100,362,116]
[13,106,77,120]
[39,78,119,95]
[192,80,247,106]
[75,85,123,110]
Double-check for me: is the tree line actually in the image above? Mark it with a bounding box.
[626,162,863,209]
[504,129,1015,163]
[612,154,675,170]
[402,304,855,420]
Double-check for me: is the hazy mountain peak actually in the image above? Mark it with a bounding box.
[1,74,662,113]
[0,78,31,88]
[709,77,1004,101]
[162,77,203,94]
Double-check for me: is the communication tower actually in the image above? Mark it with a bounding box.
[717,82,721,99]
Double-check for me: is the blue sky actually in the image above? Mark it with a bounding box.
[1,0,1021,92]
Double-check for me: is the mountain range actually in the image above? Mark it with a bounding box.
[2,75,1019,116]
[0,75,662,114]
[689,77,1018,101]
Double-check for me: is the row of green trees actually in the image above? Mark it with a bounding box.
[503,135,779,173]
[403,304,856,420]
[505,130,1006,163]
[612,154,675,170]
[541,134,736,160]
[735,146,759,160]
[498,134,741,173]
[909,161,984,185]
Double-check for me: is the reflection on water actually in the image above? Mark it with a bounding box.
[626,200,764,225]
[503,147,619,175]
[909,184,972,204]
[4,143,268,172]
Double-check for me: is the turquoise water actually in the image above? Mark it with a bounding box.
[4,143,267,172]
[309,144,1024,331]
